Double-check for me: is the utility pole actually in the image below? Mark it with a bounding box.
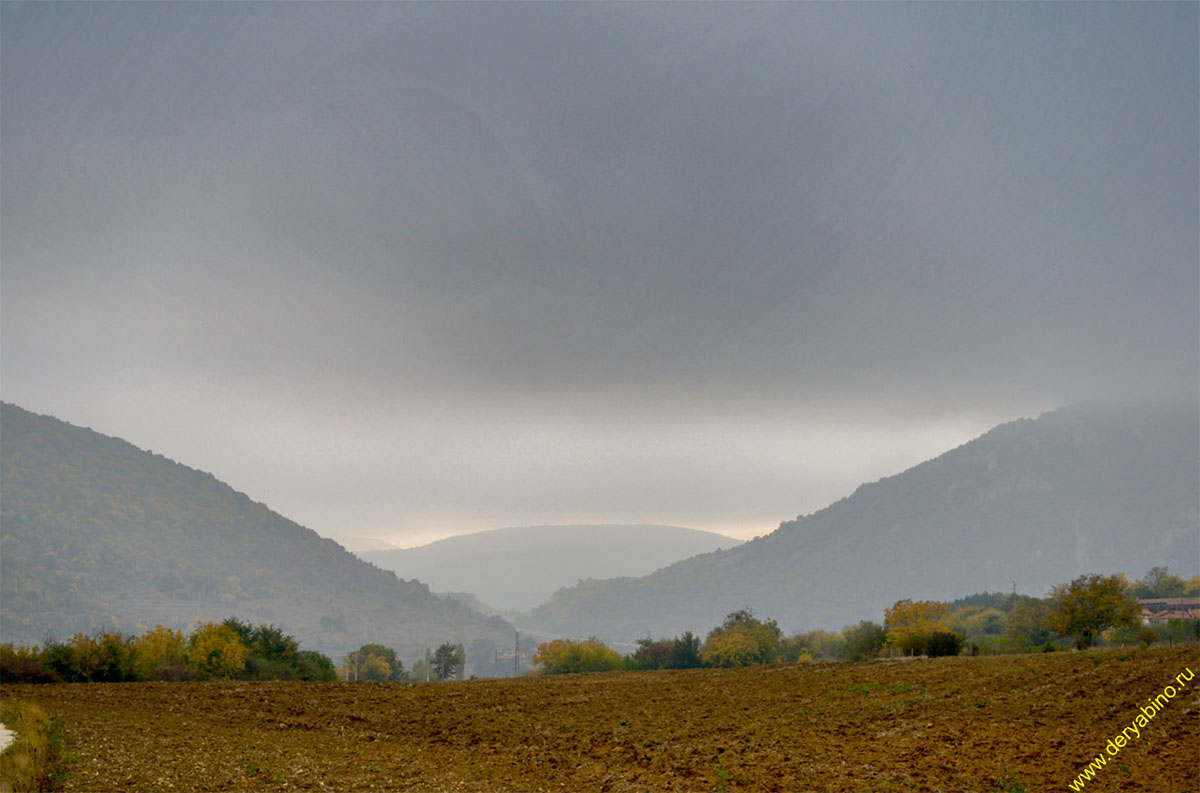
[425,647,431,682]
[514,631,520,677]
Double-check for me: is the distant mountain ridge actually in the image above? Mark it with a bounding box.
[524,403,1199,641]
[362,524,741,612]
[0,403,512,660]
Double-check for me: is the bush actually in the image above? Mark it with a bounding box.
[926,631,964,658]
[244,655,299,681]
[629,638,673,670]
[1149,618,1200,646]
[534,638,625,674]
[838,621,887,661]
[296,650,338,681]
[0,644,50,684]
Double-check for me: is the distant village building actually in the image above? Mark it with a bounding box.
[1139,597,1200,624]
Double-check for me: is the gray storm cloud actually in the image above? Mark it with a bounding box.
[2,2,1195,543]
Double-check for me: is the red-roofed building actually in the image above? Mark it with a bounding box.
[1139,597,1200,624]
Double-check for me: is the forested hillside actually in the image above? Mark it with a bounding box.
[0,403,512,659]
[524,403,1199,640]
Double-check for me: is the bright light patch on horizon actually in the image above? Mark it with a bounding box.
[225,406,1010,549]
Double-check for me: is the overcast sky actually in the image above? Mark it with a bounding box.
[2,2,1196,548]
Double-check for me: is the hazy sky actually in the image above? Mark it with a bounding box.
[3,2,1196,548]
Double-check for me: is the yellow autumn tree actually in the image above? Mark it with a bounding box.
[133,625,188,680]
[701,627,763,668]
[66,633,105,680]
[700,610,783,668]
[533,638,624,674]
[67,632,136,681]
[884,599,951,656]
[188,622,248,678]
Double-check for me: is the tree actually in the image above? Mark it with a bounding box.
[345,643,405,681]
[0,643,49,683]
[132,625,188,680]
[533,638,625,674]
[627,631,703,670]
[1008,598,1052,647]
[884,599,951,656]
[701,628,762,668]
[65,631,137,682]
[432,643,465,681]
[668,631,702,669]
[295,650,338,681]
[926,631,964,657]
[629,638,674,670]
[950,606,1008,637]
[700,609,782,668]
[1133,566,1186,599]
[221,617,255,646]
[838,621,887,661]
[248,624,299,663]
[786,630,844,661]
[1047,574,1141,649]
[188,622,248,678]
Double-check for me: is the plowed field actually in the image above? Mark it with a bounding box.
[3,646,1197,792]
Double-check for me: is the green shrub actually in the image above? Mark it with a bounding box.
[926,631,964,658]
[838,621,887,661]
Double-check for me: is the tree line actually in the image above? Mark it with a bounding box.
[3,568,1193,683]
[532,568,1200,675]
[0,618,337,683]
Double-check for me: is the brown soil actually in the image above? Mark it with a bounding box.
[3,646,1198,792]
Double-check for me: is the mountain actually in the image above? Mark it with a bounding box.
[524,403,1200,641]
[361,524,741,612]
[337,536,400,553]
[0,403,512,661]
